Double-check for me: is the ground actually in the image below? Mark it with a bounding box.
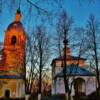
[0,92,100,100]
[27,93,100,100]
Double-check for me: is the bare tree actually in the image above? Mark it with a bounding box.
[54,9,73,56]
[25,25,51,99]
[69,27,87,95]
[86,15,100,94]
[53,10,73,100]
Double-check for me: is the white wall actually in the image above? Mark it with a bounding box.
[52,76,97,96]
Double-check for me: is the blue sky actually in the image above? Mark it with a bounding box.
[66,0,100,26]
[0,0,100,42]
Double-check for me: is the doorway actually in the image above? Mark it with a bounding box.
[73,78,85,96]
[5,89,10,98]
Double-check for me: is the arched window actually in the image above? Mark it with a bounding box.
[11,36,16,45]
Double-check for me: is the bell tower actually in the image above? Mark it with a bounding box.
[0,9,26,98]
[3,8,26,76]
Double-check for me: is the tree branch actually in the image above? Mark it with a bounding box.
[27,0,48,13]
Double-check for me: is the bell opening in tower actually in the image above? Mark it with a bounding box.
[11,36,17,45]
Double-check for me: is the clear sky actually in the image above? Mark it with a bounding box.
[0,0,100,42]
[65,0,100,26]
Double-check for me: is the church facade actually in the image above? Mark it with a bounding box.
[0,9,26,98]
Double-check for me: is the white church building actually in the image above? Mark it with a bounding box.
[51,47,97,96]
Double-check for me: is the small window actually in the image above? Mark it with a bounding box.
[11,36,16,45]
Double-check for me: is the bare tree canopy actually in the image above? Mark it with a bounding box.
[85,14,100,91]
[25,25,51,94]
[53,10,73,56]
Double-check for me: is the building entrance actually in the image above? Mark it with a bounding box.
[5,89,10,98]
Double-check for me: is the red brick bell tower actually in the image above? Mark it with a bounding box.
[3,9,26,75]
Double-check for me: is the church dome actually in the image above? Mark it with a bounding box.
[7,8,23,31]
[7,21,24,31]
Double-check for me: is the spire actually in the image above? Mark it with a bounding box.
[14,8,21,22]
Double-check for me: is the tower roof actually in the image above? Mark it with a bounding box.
[7,21,23,30]
[55,65,95,77]
[6,8,24,31]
